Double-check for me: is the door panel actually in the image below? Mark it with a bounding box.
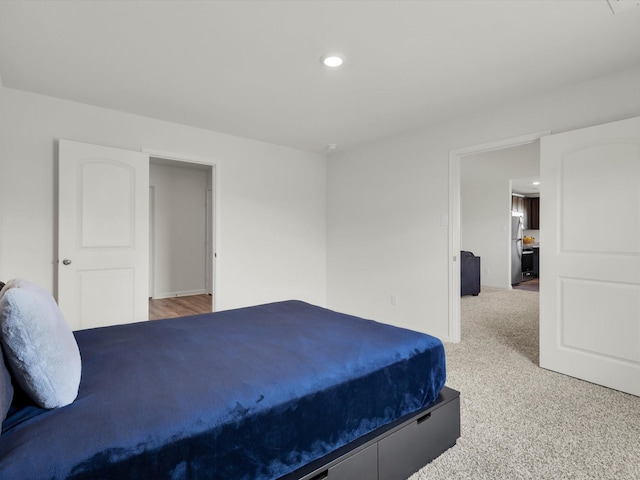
[58,140,149,330]
[560,143,640,254]
[80,161,135,247]
[79,268,136,330]
[561,278,640,363]
[540,116,640,396]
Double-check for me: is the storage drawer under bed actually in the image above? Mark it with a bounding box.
[379,390,460,480]
[295,387,461,480]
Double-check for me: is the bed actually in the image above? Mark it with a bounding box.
[0,283,459,479]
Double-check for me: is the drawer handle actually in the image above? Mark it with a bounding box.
[417,412,432,424]
[309,470,329,480]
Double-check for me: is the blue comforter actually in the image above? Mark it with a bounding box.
[0,300,446,479]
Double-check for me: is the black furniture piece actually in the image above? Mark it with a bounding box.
[461,250,481,296]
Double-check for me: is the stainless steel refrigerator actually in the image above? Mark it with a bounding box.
[511,215,523,285]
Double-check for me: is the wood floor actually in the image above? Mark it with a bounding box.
[513,277,539,292]
[149,294,212,320]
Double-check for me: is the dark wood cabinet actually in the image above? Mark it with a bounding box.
[528,197,540,229]
[512,195,539,230]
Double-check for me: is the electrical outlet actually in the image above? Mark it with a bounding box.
[391,294,398,306]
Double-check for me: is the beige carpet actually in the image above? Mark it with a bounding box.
[409,287,640,480]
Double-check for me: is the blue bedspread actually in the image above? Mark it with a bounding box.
[0,300,446,479]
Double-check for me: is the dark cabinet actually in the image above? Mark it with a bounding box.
[528,197,540,229]
[522,247,539,280]
[511,195,539,230]
[533,247,539,277]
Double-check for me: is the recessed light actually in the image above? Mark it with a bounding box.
[532,181,540,186]
[321,54,344,68]
[326,143,338,151]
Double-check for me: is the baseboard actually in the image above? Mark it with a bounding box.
[152,289,207,300]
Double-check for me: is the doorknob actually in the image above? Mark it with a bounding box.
[62,259,72,265]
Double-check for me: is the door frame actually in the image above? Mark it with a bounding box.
[447,130,550,343]
[149,185,156,299]
[143,148,218,312]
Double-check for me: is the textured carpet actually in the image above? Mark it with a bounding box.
[409,287,640,480]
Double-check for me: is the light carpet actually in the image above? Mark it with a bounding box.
[409,287,640,480]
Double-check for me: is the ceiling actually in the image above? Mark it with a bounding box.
[1,1,640,154]
[512,177,540,196]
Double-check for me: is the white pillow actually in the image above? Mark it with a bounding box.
[0,279,81,409]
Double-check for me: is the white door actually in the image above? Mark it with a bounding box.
[58,140,149,330]
[540,116,640,396]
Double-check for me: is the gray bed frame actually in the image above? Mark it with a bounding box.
[282,386,460,480]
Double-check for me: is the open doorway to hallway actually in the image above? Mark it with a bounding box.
[149,157,214,319]
[458,140,541,339]
[460,141,540,292]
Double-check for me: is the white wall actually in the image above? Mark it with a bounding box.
[149,162,208,299]
[4,66,640,340]
[524,229,540,245]
[327,65,640,341]
[0,87,327,311]
[461,142,540,289]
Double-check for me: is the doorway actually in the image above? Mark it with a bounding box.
[449,131,549,342]
[148,156,215,318]
[460,144,539,290]
[511,178,540,292]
